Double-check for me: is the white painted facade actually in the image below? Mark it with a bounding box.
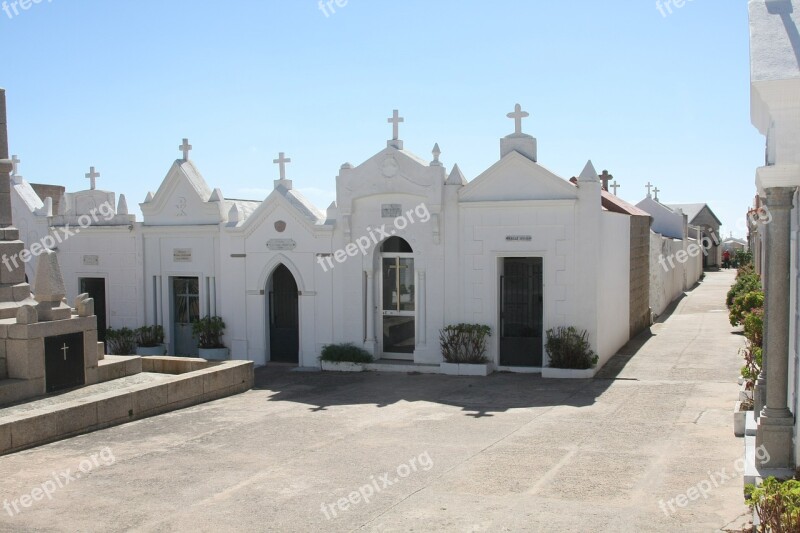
[9,108,637,372]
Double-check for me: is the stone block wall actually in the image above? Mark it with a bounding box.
[629,215,651,337]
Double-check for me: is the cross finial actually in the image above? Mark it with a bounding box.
[388,110,404,141]
[179,138,192,160]
[10,155,20,176]
[645,182,654,197]
[653,187,661,202]
[599,170,613,191]
[507,103,530,135]
[85,166,100,190]
[273,152,291,180]
[610,181,620,195]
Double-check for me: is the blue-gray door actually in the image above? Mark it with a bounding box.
[172,277,199,356]
[499,258,543,367]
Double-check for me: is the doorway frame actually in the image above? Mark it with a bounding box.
[266,263,300,364]
[494,254,547,372]
[168,273,203,357]
[76,272,109,338]
[379,250,416,361]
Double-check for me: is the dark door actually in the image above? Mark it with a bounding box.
[45,332,85,393]
[173,277,199,356]
[500,258,544,367]
[269,265,299,363]
[79,278,107,342]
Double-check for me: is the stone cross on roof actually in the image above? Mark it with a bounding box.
[273,152,291,180]
[179,138,192,161]
[599,170,613,191]
[10,155,20,176]
[507,103,529,135]
[85,166,100,190]
[388,110,404,141]
[654,187,661,202]
[645,182,654,197]
[610,181,620,195]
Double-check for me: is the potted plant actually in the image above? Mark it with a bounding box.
[319,343,373,372]
[192,315,228,360]
[135,325,166,356]
[105,327,137,356]
[439,324,493,376]
[542,326,599,379]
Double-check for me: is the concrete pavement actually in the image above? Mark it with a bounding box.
[0,270,749,532]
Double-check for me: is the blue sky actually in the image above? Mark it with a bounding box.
[1,0,761,237]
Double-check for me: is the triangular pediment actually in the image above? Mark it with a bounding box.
[232,186,327,236]
[460,151,578,202]
[140,160,224,225]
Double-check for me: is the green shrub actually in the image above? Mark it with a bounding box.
[730,290,764,327]
[439,324,491,364]
[744,307,764,348]
[136,325,164,348]
[741,344,762,390]
[727,272,761,308]
[192,316,226,349]
[545,327,598,370]
[746,477,800,532]
[319,343,374,363]
[106,327,137,355]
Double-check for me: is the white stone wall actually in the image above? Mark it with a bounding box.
[597,212,631,366]
[649,232,703,318]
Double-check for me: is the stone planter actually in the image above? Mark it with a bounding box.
[734,400,750,437]
[541,366,596,379]
[198,347,229,361]
[739,383,754,402]
[136,344,166,356]
[320,360,366,372]
[440,362,493,376]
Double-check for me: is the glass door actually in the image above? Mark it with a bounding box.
[381,256,415,358]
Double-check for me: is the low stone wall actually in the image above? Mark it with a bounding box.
[0,359,254,456]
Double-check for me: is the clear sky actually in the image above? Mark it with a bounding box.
[0,0,762,237]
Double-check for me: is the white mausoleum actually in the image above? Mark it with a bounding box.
[10,106,642,372]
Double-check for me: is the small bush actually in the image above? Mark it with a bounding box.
[192,316,226,349]
[439,324,491,364]
[545,327,598,370]
[727,272,761,308]
[320,343,374,363]
[106,327,137,355]
[136,325,164,348]
[744,307,764,348]
[730,290,764,327]
[741,345,762,390]
[746,477,800,532]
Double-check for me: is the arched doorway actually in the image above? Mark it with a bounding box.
[268,264,299,363]
[380,237,415,360]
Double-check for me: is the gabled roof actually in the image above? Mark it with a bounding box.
[601,191,651,217]
[666,203,722,226]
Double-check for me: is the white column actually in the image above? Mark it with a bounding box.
[418,270,426,346]
[365,270,376,349]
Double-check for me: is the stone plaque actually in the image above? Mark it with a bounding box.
[506,235,533,242]
[82,255,99,266]
[382,204,403,218]
[44,332,85,393]
[173,248,193,263]
[267,239,297,251]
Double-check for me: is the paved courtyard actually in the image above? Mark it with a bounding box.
[0,270,748,532]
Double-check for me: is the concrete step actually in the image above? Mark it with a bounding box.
[97,355,142,383]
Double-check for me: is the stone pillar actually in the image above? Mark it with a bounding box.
[0,89,12,228]
[756,186,796,468]
[417,270,426,346]
[364,270,376,350]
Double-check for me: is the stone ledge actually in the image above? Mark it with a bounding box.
[0,360,254,456]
